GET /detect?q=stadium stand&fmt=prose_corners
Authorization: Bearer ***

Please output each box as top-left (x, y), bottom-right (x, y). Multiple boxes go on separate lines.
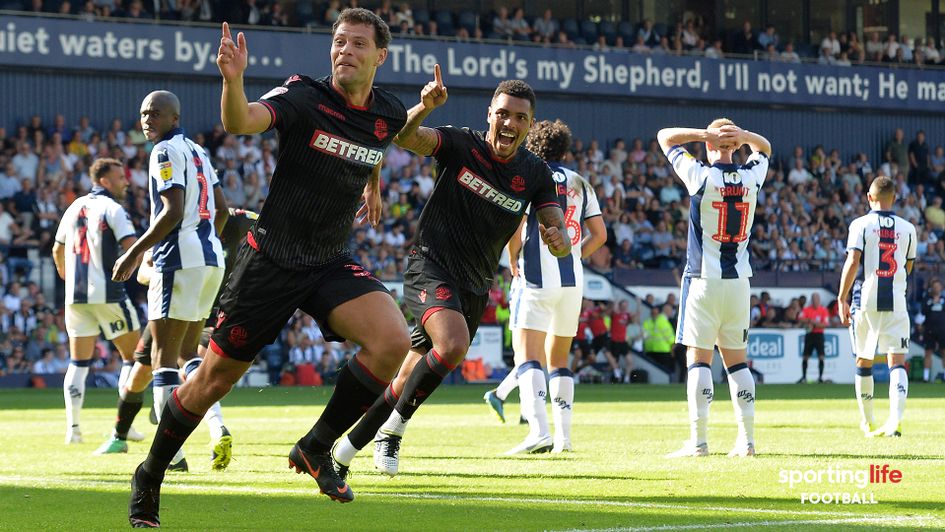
top-left (2, 2), bottom-right (945, 385)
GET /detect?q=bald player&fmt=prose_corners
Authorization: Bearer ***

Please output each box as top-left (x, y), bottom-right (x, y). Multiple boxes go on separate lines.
top-left (113, 90), bottom-right (229, 471)
top-left (838, 175), bottom-right (917, 438)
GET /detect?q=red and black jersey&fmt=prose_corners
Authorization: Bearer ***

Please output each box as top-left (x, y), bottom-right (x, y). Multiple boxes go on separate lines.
top-left (254, 75), bottom-right (406, 269)
top-left (416, 127), bottom-right (558, 294)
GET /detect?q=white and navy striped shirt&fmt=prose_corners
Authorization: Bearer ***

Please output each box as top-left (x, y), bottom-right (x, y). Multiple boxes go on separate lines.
top-left (149, 128), bottom-right (224, 272)
top-left (665, 145), bottom-right (768, 279)
top-left (55, 187), bottom-right (136, 304)
top-left (847, 211), bottom-right (916, 312)
top-left (516, 163), bottom-right (601, 289)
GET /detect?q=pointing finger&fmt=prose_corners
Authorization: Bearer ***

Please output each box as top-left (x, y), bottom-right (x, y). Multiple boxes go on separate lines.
top-left (434, 63), bottom-right (443, 89)
top-left (222, 21), bottom-right (231, 40)
top-left (237, 31), bottom-right (247, 53)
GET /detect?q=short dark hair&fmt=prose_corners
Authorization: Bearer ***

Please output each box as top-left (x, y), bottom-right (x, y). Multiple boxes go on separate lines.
top-left (526, 119), bottom-right (571, 162)
top-left (90, 158), bottom-right (123, 184)
top-left (870, 175), bottom-right (895, 198)
top-left (493, 79), bottom-right (536, 111)
top-left (333, 8), bottom-right (392, 49)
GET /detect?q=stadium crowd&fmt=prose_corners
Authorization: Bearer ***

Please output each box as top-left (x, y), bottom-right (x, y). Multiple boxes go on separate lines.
top-left (12, 0), bottom-right (945, 66)
top-left (0, 109), bottom-right (943, 383)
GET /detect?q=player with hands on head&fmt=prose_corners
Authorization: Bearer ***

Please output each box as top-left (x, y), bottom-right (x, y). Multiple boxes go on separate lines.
top-left (657, 119), bottom-right (771, 458)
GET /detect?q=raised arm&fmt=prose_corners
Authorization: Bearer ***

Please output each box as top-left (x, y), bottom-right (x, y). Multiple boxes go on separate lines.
top-left (657, 128), bottom-right (712, 152)
top-left (393, 64), bottom-right (448, 156)
top-left (657, 125), bottom-right (770, 156)
top-left (536, 205), bottom-right (572, 258)
top-left (217, 22), bottom-right (272, 134)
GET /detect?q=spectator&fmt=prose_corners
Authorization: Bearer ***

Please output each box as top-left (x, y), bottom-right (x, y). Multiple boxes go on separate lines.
top-left (780, 42), bottom-right (801, 63)
top-left (732, 20), bottom-right (757, 54)
top-left (909, 130), bottom-right (931, 185)
top-left (926, 196), bottom-right (945, 233)
top-left (492, 6), bottom-right (514, 39)
top-left (885, 128), bottom-right (909, 172)
top-left (637, 19), bottom-right (659, 47)
top-left (509, 8), bottom-right (531, 41)
top-left (704, 39), bottom-right (724, 59)
top-left (532, 8), bottom-right (557, 43)
top-left (642, 304), bottom-right (674, 366)
top-left (12, 142), bottom-right (39, 184)
top-left (758, 24), bottom-right (779, 50)
top-left (865, 31), bottom-right (884, 61)
top-left (820, 31), bottom-right (841, 58)
top-left (883, 33), bottom-right (900, 62)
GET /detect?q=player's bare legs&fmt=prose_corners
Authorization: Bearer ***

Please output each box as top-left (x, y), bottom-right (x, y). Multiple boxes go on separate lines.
top-left (63, 336), bottom-right (98, 443)
top-left (861, 353), bottom-right (907, 437)
top-left (547, 335), bottom-right (575, 452)
top-left (113, 329), bottom-right (141, 395)
top-left (507, 328), bottom-right (552, 454)
top-left (150, 317), bottom-right (199, 470)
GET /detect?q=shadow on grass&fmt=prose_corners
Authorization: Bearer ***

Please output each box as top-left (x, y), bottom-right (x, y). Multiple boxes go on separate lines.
top-left (0, 484), bottom-right (940, 531)
top-left (3, 383), bottom-right (943, 411)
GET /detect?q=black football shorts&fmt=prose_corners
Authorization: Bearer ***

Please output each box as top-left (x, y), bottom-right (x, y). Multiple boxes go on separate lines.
top-left (402, 250), bottom-right (488, 353)
top-left (210, 243), bottom-right (389, 362)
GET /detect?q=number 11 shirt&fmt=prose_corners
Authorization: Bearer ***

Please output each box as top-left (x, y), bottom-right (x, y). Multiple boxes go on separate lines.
top-left (664, 145), bottom-right (768, 279)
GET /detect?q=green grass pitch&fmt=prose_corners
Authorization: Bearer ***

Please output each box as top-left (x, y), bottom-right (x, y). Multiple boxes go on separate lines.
top-left (0, 383), bottom-right (942, 530)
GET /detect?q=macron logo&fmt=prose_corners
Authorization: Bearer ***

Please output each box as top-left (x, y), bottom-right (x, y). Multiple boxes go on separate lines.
top-left (457, 167), bottom-right (524, 214)
top-left (309, 130), bottom-right (384, 167)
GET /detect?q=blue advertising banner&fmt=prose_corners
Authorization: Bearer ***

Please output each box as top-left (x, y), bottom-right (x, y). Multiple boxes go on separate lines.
top-left (3, 15), bottom-right (945, 112)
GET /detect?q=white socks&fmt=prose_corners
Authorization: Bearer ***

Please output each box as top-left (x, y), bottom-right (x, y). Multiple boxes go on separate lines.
top-left (726, 363), bottom-right (755, 446)
top-left (686, 363), bottom-right (713, 446)
top-left (118, 360), bottom-right (133, 391)
top-left (204, 403), bottom-right (226, 440)
top-left (495, 366), bottom-right (519, 402)
top-left (333, 435), bottom-right (359, 466)
top-left (517, 361), bottom-right (549, 441)
top-left (888, 365), bottom-right (908, 426)
top-left (549, 368), bottom-right (574, 448)
top-left (182, 357), bottom-right (227, 440)
top-left (855, 366), bottom-right (875, 427)
top-left (152, 368), bottom-right (180, 423)
top-left (64, 360), bottom-right (91, 430)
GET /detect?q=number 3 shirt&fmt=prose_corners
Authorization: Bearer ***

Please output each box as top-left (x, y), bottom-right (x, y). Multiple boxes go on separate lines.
top-left (148, 127), bottom-right (224, 272)
top-left (847, 211), bottom-right (916, 313)
top-left (663, 144), bottom-right (768, 279)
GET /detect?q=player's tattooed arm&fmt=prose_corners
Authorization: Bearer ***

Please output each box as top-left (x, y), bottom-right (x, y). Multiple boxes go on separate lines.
top-left (394, 64), bottom-right (448, 156)
top-left (536, 206), bottom-right (572, 258)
